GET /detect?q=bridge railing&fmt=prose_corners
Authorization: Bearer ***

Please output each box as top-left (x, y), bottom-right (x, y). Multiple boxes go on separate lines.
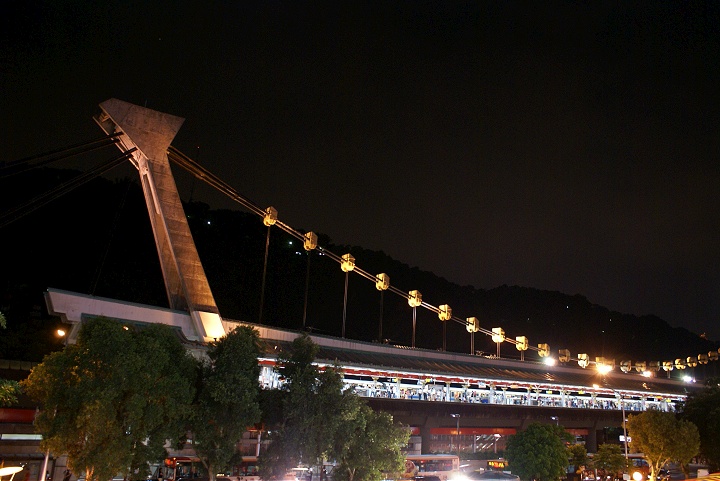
top-left (258, 365), bottom-right (678, 413)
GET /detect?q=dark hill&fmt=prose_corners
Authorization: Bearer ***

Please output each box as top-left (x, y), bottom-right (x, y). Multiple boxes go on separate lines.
top-left (1, 167), bottom-right (717, 370)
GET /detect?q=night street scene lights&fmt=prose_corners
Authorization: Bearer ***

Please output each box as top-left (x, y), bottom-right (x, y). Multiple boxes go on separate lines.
top-left (451, 413), bottom-right (460, 454)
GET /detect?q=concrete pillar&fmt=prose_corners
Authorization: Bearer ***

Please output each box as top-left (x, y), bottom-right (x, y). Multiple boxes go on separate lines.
top-left (421, 424), bottom-right (434, 454)
top-left (586, 422), bottom-right (598, 452)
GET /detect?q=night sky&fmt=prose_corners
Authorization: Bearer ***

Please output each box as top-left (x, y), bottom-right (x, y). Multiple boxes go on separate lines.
top-left (2, 2), bottom-right (719, 340)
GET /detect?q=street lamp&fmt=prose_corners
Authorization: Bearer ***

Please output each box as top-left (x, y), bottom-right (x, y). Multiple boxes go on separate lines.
top-left (618, 392), bottom-right (629, 462)
top-left (451, 413), bottom-right (460, 454)
top-left (408, 290), bottom-right (422, 348)
top-left (551, 416), bottom-right (559, 426)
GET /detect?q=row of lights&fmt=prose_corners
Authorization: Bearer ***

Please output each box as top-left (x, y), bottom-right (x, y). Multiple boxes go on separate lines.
top-left (269, 201), bottom-right (575, 360)
top-left (261, 206), bottom-right (712, 376)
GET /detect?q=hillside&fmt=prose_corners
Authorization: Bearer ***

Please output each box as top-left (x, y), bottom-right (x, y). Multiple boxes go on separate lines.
top-left (1, 167), bottom-right (717, 368)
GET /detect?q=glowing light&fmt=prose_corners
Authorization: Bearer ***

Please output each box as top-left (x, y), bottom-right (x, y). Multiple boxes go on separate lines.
top-left (515, 336), bottom-right (528, 351)
top-left (0, 467), bottom-right (23, 476)
top-left (641, 371), bottom-right (652, 378)
top-left (438, 304), bottom-right (452, 321)
top-left (303, 232), bottom-right (318, 251)
top-left (544, 357), bottom-right (557, 366)
top-left (492, 327), bottom-right (505, 343)
top-left (263, 206), bottom-right (278, 226)
top-left (466, 317), bottom-right (479, 333)
top-left (597, 363), bottom-right (612, 375)
top-left (632, 471), bottom-right (643, 481)
top-left (577, 353), bottom-right (589, 368)
top-left (408, 290), bottom-right (422, 307)
top-left (375, 273), bottom-right (390, 290)
top-left (340, 253), bottom-right (355, 272)
top-left (56, 329), bottom-right (66, 337)
top-left (449, 474), bottom-right (469, 481)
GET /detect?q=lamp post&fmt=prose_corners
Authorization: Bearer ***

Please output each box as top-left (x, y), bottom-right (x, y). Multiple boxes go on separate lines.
top-left (451, 413), bottom-right (460, 454)
top-left (619, 392), bottom-right (629, 462)
top-left (493, 433), bottom-right (501, 454)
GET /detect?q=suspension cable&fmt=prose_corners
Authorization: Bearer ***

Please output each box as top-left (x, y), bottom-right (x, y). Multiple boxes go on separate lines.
top-left (0, 148), bottom-right (136, 229)
top-left (167, 146), bottom-right (530, 351)
top-left (1, 134), bottom-right (122, 179)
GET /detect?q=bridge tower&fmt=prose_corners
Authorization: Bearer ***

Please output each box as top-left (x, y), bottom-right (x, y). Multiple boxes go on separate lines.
top-left (94, 98), bottom-right (225, 342)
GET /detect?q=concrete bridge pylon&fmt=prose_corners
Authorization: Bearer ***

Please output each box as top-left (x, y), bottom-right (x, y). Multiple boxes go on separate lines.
top-left (93, 98), bottom-right (225, 342)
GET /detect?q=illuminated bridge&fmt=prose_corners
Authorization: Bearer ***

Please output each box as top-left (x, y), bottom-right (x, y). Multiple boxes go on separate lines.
top-left (1, 99), bottom-right (707, 471)
top-left (45, 287), bottom-right (699, 454)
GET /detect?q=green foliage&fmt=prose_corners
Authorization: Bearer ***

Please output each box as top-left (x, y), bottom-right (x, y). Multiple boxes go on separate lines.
top-left (680, 386), bottom-right (720, 471)
top-left (190, 325), bottom-right (262, 481)
top-left (505, 423), bottom-right (572, 481)
top-left (591, 444), bottom-right (626, 475)
top-left (332, 402), bottom-right (409, 481)
top-left (568, 444), bottom-right (589, 474)
top-left (627, 410), bottom-right (700, 480)
top-left (21, 317), bottom-right (196, 481)
top-left (261, 334), bottom-right (359, 480)
top-left (0, 379), bottom-right (21, 407)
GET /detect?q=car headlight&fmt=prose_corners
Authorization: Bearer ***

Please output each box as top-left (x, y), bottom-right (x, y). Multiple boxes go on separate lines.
top-left (449, 474), bottom-right (469, 481)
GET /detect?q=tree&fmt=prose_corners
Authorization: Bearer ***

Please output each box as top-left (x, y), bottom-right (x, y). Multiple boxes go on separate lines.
top-left (190, 325), bottom-right (262, 481)
top-left (0, 311), bottom-right (22, 408)
top-left (332, 401), bottom-right (409, 481)
top-left (261, 334), bottom-right (355, 480)
top-left (626, 410), bottom-right (700, 480)
top-left (22, 317), bottom-right (196, 481)
top-left (568, 444), bottom-right (589, 475)
top-left (680, 385), bottom-right (720, 471)
top-left (505, 423), bottom-right (572, 481)
top-left (591, 444), bottom-right (626, 478)
top-left (0, 379), bottom-right (20, 407)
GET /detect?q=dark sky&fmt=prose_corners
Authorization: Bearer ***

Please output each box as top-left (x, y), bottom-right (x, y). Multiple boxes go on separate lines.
top-left (2, 2), bottom-right (720, 340)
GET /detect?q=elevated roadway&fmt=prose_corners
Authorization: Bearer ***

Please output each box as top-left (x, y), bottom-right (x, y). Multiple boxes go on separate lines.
top-left (45, 288), bottom-right (701, 452)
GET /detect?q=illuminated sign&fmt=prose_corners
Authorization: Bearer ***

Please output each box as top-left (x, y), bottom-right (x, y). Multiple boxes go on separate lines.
top-left (487, 461), bottom-right (507, 470)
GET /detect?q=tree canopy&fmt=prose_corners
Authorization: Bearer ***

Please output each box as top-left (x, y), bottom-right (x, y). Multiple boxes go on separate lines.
top-left (261, 334), bottom-right (373, 480)
top-left (591, 444), bottom-right (626, 476)
top-left (680, 385), bottom-right (720, 471)
top-left (505, 423), bottom-right (572, 481)
top-left (568, 444), bottom-right (589, 475)
top-left (332, 401), bottom-right (409, 481)
top-left (0, 379), bottom-right (20, 407)
top-left (627, 410), bottom-right (700, 480)
top-left (262, 334), bottom-right (352, 478)
top-left (22, 317), bottom-right (196, 481)
top-left (190, 325), bottom-right (262, 481)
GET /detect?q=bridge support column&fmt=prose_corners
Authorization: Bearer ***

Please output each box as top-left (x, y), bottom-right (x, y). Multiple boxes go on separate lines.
top-left (586, 421), bottom-right (598, 452)
top-left (421, 424), bottom-right (434, 454)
